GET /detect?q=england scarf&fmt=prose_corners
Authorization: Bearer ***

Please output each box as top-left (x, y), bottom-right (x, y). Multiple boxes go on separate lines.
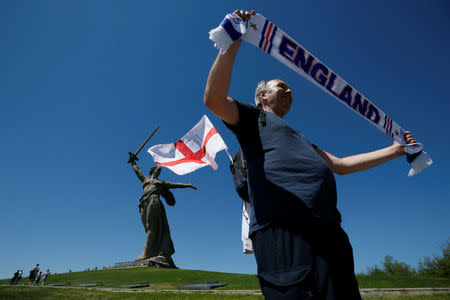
top-left (209, 13), bottom-right (433, 176)
top-left (148, 115), bottom-right (229, 175)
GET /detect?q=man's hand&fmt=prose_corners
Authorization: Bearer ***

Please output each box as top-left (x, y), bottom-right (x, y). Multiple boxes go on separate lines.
top-left (203, 9), bottom-right (255, 126)
top-left (392, 131), bottom-right (418, 155)
top-left (233, 9), bottom-right (256, 21)
top-left (404, 131), bottom-right (417, 144)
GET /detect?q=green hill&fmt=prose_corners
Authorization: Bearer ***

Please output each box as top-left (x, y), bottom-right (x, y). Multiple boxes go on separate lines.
top-left (1, 268), bottom-right (450, 300)
top-left (1, 267), bottom-right (449, 290)
top-left (1, 267), bottom-right (260, 290)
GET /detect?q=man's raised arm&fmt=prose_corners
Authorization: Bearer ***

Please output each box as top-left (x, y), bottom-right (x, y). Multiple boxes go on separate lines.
top-left (204, 10), bottom-right (255, 126)
top-left (314, 131), bottom-right (418, 175)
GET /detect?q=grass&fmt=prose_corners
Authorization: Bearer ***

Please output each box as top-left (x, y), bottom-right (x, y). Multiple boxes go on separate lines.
top-left (1, 267), bottom-right (449, 290)
top-left (357, 274), bottom-right (450, 288)
top-left (0, 287), bottom-right (449, 300)
top-left (0, 287), bottom-right (263, 300)
top-left (370, 295), bottom-right (450, 300)
top-left (1, 267), bottom-right (449, 299)
top-left (0, 267), bottom-right (261, 290)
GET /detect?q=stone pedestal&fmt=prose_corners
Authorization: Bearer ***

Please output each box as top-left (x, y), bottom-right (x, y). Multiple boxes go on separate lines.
top-left (114, 257), bottom-right (177, 269)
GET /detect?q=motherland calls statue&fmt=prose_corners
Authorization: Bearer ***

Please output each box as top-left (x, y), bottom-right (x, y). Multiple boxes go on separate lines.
top-left (128, 154), bottom-right (196, 268)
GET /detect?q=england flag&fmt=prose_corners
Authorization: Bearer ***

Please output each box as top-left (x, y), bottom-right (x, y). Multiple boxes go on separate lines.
top-left (148, 115), bottom-right (229, 175)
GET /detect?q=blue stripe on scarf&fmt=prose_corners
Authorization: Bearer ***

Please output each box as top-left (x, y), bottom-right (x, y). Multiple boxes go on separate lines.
top-left (267, 26), bottom-right (278, 54)
top-left (259, 20), bottom-right (269, 48)
top-left (221, 18), bottom-right (242, 42)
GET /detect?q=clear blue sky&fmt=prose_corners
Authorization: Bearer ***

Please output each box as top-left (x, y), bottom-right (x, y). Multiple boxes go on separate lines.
top-left (1, 0), bottom-right (449, 279)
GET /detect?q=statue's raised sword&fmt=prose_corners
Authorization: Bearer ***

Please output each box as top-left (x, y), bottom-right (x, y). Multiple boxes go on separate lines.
top-left (128, 126), bottom-right (159, 163)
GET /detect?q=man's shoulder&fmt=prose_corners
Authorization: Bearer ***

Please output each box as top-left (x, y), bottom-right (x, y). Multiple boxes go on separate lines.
top-left (223, 99), bottom-right (260, 134)
top-left (231, 98), bottom-right (259, 111)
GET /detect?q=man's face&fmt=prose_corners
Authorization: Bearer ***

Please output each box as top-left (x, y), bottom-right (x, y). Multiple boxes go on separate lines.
top-left (261, 79), bottom-right (293, 118)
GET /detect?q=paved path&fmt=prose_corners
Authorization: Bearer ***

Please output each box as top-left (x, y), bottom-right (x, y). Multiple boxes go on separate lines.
top-left (74, 286), bottom-right (450, 298)
top-left (3, 285), bottom-right (449, 298)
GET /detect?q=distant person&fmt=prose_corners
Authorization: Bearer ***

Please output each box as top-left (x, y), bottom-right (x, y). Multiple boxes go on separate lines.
top-left (10, 270), bottom-right (19, 285)
top-left (28, 264), bottom-right (39, 285)
top-left (41, 270), bottom-right (50, 286)
top-left (35, 271), bottom-right (43, 284)
top-left (15, 270), bottom-right (23, 285)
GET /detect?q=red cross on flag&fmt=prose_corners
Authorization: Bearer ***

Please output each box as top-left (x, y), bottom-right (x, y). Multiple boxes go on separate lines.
top-left (147, 115), bottom-right (229, 175)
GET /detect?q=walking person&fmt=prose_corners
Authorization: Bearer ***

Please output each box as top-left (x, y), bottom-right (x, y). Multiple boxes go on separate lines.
top-left (15, 270), bottom-right (23, 285)
top-left (41, 270), bottom-right (50, 286)
top-left (28, 264), bottom-right (39, 285)
top-left (9, 270), bottom-right (19, 285)
top-left (35, 271), bottom-right (43, 284)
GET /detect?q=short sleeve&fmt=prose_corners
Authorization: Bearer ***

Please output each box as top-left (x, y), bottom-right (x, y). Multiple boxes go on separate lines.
top-left (223, 99), bottom-right (260, 139)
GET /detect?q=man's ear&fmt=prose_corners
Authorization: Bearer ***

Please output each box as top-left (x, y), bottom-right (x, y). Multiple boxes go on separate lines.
top-left (259, 91), bottom-right (267, 106)
top-left (259, 90), bottom-right (266, 100)
top-left (259, 91), bottom-right (267, 107)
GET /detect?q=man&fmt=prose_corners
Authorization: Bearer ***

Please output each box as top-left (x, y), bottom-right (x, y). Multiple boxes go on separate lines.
top-left (204, 9), bottom-right (417, 299)
top-left (41, 269), bottom-right (50, 286)
top-left (15, 270), bottom-right (23, 285)
top-left (9, 270), bottom-right (19, 285)
top-left (28, 264), bottom-right (39, 286)
top-left (35, 271), bottom-right (43, 284)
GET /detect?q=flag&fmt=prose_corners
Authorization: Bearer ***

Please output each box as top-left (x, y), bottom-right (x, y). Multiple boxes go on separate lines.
top-left (148, 115), bottom-right (228, 175)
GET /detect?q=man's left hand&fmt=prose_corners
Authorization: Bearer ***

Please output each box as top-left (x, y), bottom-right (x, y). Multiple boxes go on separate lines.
top-left (393, 131), bottom-right (418, 154)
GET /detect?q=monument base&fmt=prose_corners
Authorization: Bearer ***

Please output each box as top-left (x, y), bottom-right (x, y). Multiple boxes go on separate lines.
top-left (114, 257), bottom-right (177, 269)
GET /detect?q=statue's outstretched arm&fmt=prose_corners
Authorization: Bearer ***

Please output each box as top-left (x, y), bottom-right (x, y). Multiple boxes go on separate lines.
top-left (165, 182), bottom-right (197, 190)
top-left (131, 162), bottom-right (146, 183)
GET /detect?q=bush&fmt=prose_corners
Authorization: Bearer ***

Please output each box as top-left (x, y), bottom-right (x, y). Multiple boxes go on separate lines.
top-left (383, 255), bottom-right (416, 276)
top-left (366, 239), bottom-right (450, 278)
top-left (418, 239), bottom-right (450, 277)
top-left (367, 265), bottom-right (385, 276)
top-left (367, 255), bottom-right (415, 276)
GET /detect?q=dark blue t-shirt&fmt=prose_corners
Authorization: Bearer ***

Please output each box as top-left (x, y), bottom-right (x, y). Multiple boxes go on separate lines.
top-left (225, 101), bottom-right (341, 235)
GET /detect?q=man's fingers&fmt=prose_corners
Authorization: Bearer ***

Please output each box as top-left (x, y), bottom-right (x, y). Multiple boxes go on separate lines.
top-left (403, 131), bottom-right (418, 144)
top-left (233, 9), bottom-right (256, 21)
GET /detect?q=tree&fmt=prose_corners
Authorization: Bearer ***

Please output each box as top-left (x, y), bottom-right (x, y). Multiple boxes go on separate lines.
top-left (367, 255), bottom-right (415, 276)
top-left (418, 239), bottom-right (450, 277)
top-left (383, 255), bottom-right (415, 275)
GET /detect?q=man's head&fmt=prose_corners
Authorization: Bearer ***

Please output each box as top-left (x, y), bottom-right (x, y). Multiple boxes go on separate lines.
top-left (254, 79), bottom-right (293, 118)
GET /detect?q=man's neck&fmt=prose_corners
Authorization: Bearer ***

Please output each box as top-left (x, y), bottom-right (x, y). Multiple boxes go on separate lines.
top-left (262, 107), bottom-right (285, 118)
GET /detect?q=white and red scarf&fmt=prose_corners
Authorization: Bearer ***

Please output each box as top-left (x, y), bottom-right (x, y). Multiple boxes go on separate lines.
top-left (209, 13), bottom-right (432, 176)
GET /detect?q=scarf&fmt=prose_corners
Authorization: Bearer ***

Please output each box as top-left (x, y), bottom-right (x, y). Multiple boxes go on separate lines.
top-left (209, 13), bottom-right (432, 176)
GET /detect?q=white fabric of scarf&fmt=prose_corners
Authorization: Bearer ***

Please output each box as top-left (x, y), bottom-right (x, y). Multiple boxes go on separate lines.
top-left (209, 13), bottom-right (432, 176)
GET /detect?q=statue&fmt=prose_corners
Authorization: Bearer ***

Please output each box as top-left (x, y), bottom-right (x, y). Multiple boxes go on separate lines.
top-left (128, 153), bottom-right (196, 268)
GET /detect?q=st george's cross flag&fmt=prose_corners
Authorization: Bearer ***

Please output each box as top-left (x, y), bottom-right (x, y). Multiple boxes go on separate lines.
top-left (147, 115), bottom-right (229, 175)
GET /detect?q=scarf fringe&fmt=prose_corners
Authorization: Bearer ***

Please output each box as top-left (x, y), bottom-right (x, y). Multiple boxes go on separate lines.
top-left (408, 151), bottom-right (433, 176)
top-left (208, 27), bottom-right (233, 54)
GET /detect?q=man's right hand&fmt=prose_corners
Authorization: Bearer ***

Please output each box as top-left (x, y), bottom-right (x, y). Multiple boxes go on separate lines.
top-left (204, 10), bottom-right (255, 126)
top-left (233, 9), bottom-right (255, 22)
